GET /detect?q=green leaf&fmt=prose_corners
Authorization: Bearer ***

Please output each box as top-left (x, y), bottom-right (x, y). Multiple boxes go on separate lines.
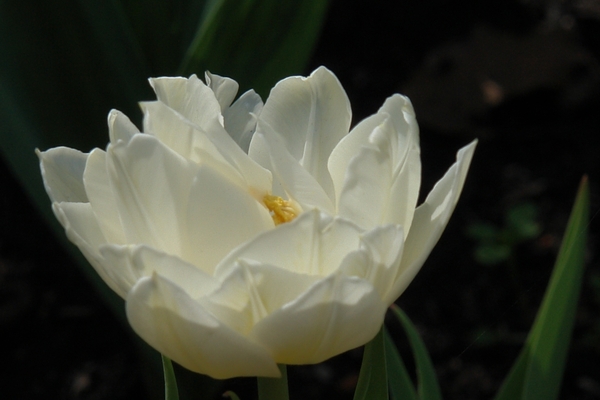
top-left (180, 0), bottom-right (330, 97)
top-left (354, 326), bottom-right (389, 400)
top-left (390, 305), bottom-right (443, 400)
top-left (162, 355), bottom-right (180, 400)
top-left (494, 176), bottom-right (590, 400)
top-left (384, 328), bottom-right (418, 400)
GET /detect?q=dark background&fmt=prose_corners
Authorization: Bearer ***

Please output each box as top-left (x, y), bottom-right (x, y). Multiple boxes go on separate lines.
top-left (1, 0), bottom-right (599, 398)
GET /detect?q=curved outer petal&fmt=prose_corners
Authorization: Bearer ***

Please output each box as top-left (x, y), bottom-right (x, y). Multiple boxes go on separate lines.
top-left (50, 201), bottom-right (131, 297)
top-left (255, 66), bottom-right (351, 201)
top-left (105, 134), bottom-right (197, 253)
top-left (379, 95), bottom-right (421, 231)
top-left (331, 94), bottom-right (421, 231)
top-left (83, 148), bottom-right (126, 245)
top-left (328, 112), bottom-right (386, 202)
top-left (37, 147), bottom-right (89, 203)
top-left (99, 244), bottom-right (221, 304)
top-left (336, 119), bottom-right (397, 229)
top-left (249, 272), bottom-right (386, 365)
top-left (126, 273), bottom-right (280, 379)
top-left (383, 140), bottom-right (477, 304)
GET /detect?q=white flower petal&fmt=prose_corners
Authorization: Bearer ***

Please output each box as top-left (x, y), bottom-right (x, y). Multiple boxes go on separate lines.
top-left (37, 147), bottom-right (88, 203)
top-left (223, 89), bottom-right (263, 152)
top-left (378, 94), bottom-right (419, 150)
top-left (258, 66), bottom-right (351, 200)
top-left (106, 134), bottom-right (198, 254)
top-left (99, 244), bottom-right (220, 299)
top-left (204, 260), bottom-right (320, 336)
top-left (126, 274), bottom-right (280, 379)
top-left (253, 129), bottom-right (335, 213)
top-left (249, 273), bottom-right (386, 365)
top-left (83, 148), bottom-right (126, 244)
top-left (328, 112), bottom-right (386, 203)
top-left (387, 140), bottom-right (477, 303)
top-left (216, 210), bottom-right (360, 277)
top-left (141, 100), bottom-right (248, 187)
top-left (336, 224), bottom-right (404, 301)
top-left (52, 201), bottom-right (107, 251)
top-left (52, 202), bottom-right (127, 297)
top-left (329, 94), bottom-right (421, 228)
top-left (149, 75), bottom-right (223, 129)
top-left (108, 109), bottom-right (139, 145)
top-left (142, 97), bottom-right (271, 193)
top-left (205, 71), bottom-right (239, 111)
top-left (386, 143), bottom-right (421, 232)
top-left (337, 120), bottom-right (395, 229)
top-left (379, 95), bottom-right (421, 232)
top-left (184, 163), bottom-right (274, 274)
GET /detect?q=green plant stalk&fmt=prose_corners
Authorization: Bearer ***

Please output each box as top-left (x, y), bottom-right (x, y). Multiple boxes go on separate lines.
top-left (162, 355), bottom-right (180, 400)
top-left (257, 364), bottom-right (289, 400)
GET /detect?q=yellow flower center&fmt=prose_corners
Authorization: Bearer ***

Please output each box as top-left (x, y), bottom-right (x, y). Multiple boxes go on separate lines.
top-left (263, 194), bottom-right (297, 225)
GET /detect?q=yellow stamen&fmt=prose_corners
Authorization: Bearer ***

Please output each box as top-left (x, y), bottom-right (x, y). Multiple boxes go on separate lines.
top-left (263, 194), bottom-right (297, 225)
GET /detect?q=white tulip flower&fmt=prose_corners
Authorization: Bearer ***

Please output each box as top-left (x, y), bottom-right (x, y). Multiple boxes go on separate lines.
top-left (38, 67), bottom-right (475, 379)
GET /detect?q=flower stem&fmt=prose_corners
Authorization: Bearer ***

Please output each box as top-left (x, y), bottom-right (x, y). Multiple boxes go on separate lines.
top-left (257, 364), bottom-right (289, 400)
top-left (161, 354), bottom-right (179, 400)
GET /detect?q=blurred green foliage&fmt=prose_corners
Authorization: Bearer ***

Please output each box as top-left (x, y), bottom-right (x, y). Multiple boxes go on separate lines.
top-left (467, 202), bottom-right (541, 265)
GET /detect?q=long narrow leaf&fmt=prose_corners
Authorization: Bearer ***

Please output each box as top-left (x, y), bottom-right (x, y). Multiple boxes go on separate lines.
top-left (180, 0), bottom-right (330, 97)
top-left (384, 328), bottom-right (419, 400)
top-left (495, 176), bottom-right (589, 400)
top-left (354, 326), bottom-right (389, 400)
top-left (390, 305), bottom-right (442, 400)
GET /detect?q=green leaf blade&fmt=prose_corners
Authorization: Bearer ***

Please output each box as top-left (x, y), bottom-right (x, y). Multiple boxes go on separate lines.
top-left (523, 177), bottom-right (589, 400)
top-left (384, 328), bottom-right (418, 400)
top-left (390, 305), bottom-right (442, 400)
top-left (354, 326), bottom-right (389, 400)
top-left (495, 176), bottom-right (590, 400)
